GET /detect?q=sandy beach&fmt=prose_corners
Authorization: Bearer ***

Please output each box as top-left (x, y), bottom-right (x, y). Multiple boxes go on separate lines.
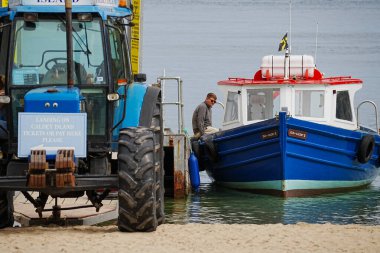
top-left (1, 224), bottom-right (379, 253)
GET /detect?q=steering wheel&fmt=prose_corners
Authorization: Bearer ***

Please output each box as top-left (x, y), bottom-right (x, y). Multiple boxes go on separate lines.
top-left (45, 57), bottom-right (67, 70)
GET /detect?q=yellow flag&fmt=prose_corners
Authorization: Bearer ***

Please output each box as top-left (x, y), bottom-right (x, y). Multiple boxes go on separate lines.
top-left (278, 33), bottom-right (288, 52)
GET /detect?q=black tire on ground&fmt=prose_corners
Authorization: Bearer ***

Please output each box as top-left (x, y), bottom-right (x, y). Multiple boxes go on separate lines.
top-left (357, 135), bottom-right (375, 164)
top-left (0, 191), bottom-right (14, 229)
top-left (118, 127), bottom-right (157, 232)
top-left (139, 87), bottom-right (165, 225)
top-left (150, 94), bottom-right (165, 225)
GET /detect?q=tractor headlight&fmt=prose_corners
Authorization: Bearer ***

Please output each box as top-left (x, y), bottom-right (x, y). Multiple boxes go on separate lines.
top-left (107, 93), bottom-right (120, 101)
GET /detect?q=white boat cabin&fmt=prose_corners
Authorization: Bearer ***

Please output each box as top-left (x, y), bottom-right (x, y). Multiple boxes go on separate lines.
top-left (218, 55), bottom-right (363, 131)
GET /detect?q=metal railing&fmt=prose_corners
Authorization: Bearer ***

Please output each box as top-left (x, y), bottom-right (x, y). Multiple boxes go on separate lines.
top-left (156, 75), bottom-right (184, 134)
top-left (356, 100), bottom-right (379, 133)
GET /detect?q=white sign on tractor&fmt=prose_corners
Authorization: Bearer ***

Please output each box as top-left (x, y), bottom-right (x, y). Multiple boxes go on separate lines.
top-left (18, 113), bottom-right (87, 157)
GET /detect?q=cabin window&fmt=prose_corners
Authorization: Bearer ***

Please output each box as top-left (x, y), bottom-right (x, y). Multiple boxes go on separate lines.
top-left (247, 88), bottom-right (280, 121)
top-left (224, 91), bottom-right (239, 122)
top-left (295, 90), bottom-right (324, 118)
top-left (107, 24), bottom-right (126, 87)
top-left (336, 90), bottom-right (353, 121)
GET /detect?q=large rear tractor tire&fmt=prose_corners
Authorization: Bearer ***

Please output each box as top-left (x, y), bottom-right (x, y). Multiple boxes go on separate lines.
top-left (117, 127), bottom-right (157, 232)
top-left (139, 87), bottom-right (165, 225)
top-left (0, 191), bottom-right (14, 228)
top-left (150, 95), bottom-right (165, 225)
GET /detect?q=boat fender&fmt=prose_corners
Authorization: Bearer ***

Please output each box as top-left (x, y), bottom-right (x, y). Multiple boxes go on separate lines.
top-left (188, 152), bottom-right (201, 191)
top-left (191, 138), bottom-right (205, 171)
top-left (357, 135), bottom-right (375, 164)
top-left (203, 135), bottom-right (218, 163)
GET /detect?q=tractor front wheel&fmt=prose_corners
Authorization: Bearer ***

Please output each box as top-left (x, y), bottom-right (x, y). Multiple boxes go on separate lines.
top-left (117, 127), bottom-right (157, 232)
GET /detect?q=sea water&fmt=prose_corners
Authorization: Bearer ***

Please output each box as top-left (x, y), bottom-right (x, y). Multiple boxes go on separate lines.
top-left (164, 175), bottom-right (380, 224)
top-left (142, 0), bottom-right (380, 224)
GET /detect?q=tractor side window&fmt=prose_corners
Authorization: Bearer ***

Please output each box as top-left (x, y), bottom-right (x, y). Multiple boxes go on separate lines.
top-left (81, 88), bottom-right (107, 135)
top-left (107, 26), bottom-right (125, 88)
top-left (0, 20), bottom-right (10, 86)
top-left (0, 20), bottom-right (10, 125)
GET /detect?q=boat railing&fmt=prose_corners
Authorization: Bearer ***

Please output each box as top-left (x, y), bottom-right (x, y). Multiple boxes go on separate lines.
top-left (356, 100), bottom-right (379, 133)
top-left (155, 75), bottom-right (184, 134)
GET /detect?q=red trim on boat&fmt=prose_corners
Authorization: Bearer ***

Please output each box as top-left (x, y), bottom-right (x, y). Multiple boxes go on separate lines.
top-left (219, 68), bottom-right (362, 86)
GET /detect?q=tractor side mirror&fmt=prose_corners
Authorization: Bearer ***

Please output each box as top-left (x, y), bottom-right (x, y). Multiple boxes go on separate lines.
top-left (24, 21), bottom-right (36, 31)
top-left (134, 73), bottom-right (146, 83)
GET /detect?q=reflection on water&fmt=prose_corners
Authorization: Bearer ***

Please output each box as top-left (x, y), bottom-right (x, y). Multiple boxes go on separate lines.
top-left (165, 175), bottom-right (380, 225)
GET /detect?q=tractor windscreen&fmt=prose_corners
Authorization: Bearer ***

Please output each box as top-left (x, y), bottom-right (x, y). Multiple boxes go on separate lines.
top-left (11, 17), bottom-right (105, 86)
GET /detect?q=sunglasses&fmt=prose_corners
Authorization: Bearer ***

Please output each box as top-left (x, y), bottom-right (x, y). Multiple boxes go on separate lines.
top-left (210, 99), bottom-right (216, 104)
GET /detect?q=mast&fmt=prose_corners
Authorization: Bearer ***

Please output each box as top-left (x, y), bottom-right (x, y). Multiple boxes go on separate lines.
top-left (315, 21), bottom-right (319, 67)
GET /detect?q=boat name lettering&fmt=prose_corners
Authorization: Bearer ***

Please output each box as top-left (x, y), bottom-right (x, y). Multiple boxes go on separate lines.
top-left (288, 129), bottom-right (307, 140)
top-left (261, 129), bottom-right (279, 140)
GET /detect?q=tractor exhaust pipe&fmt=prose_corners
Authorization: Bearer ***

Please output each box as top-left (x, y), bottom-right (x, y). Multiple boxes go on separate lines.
top-left (65, 0), bottom-right (74, 88)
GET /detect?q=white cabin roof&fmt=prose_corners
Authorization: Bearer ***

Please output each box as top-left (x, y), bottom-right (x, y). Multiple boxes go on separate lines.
top-left (219, 55), bottom-right (363, 131)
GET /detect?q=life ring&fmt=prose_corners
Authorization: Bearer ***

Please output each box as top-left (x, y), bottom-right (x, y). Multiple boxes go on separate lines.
top-left (357, 135), bottom-right (375, 164)
top-left (203, 135), bottom-right (218, 163)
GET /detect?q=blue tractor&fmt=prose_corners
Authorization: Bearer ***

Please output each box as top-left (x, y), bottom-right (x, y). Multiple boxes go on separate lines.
top-left (0, 0), bottom-right (164, 232)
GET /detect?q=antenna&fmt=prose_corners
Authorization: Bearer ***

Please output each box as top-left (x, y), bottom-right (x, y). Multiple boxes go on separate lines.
top-left (284, 0), bottom-right (292, 80)
top-left (315, 21), bottom-right (319, 67)
top-left (289, 0), bottom-right (292, 54)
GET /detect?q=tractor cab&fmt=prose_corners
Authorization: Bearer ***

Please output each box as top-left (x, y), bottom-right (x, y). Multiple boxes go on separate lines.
top-left (0, 0), bottom-right (133, 154)
top-left (0, 0), bottom-right (165, 232)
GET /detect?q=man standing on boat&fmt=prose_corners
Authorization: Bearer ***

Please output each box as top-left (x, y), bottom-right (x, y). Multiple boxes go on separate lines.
top-left (192, 93), bottom-right (219, 139)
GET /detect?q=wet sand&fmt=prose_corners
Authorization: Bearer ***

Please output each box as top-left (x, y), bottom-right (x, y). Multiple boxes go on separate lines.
top-left (1, 223), bottom-right (380, 253)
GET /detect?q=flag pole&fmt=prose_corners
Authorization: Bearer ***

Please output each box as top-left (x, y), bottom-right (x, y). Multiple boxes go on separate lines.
top-left (285, 48), bottom-right (289, 80)
top-left (289, 0), bottom-right (292, 54)
top-left (285, 0), bottom-right (292, 80)
top-left (315, 21), bottom-right (319, 67)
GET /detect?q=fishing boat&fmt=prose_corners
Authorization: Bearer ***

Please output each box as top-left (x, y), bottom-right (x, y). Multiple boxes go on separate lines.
top-left (194, 54), bottom-right (380, 197)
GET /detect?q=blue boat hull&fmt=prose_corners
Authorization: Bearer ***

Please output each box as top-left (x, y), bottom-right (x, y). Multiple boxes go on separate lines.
top-left (198, 113), bottom-right (380, 197)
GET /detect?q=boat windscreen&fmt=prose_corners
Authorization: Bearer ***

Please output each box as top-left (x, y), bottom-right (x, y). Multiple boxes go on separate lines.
top-left (295, 90), bottom-right (324, 118)
top-left (247, 88), bottom-right (280, 121)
